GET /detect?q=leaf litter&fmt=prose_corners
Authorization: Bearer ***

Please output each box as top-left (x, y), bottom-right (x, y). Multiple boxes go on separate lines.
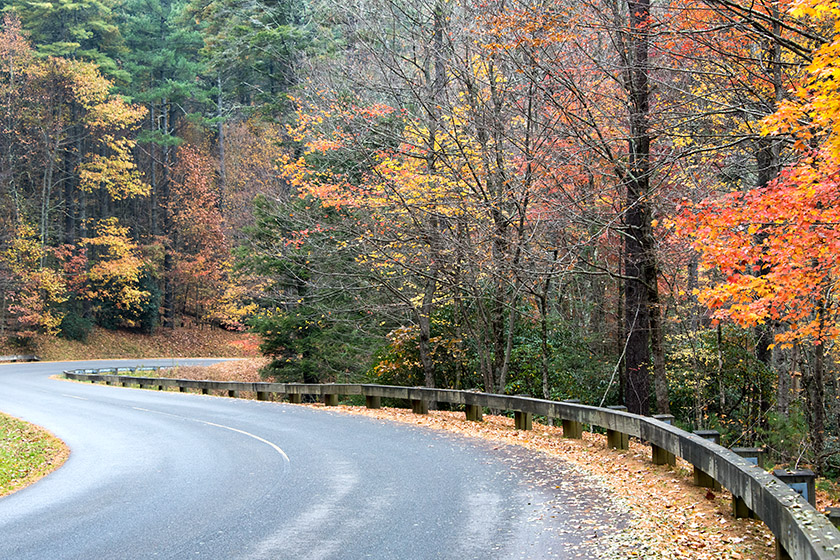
top-left (303, 404), bottom-right (775, 560)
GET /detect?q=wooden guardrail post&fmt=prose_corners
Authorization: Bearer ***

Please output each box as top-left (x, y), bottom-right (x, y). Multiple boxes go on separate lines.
top-left (288, 394), bottom-right (302, 403)
top-left (562, 418), bottom-right (582, 439)
top-left (561, 399), bottom-right (583, 439)
top-left (651, 415), bottom-right (676, 466)
top-left (513, 396), bottom-right (532, 430)
top-left (465, 404), bottom-right (483, 422)
top-left (773, 469), bottom-right (816, 507)
top-left (411, 399), bottom-right (429, 415)
top-left (731, 447), bottom-right (765, 519)
top-left (773, 468), bottom-right (816, 560)
top-left (514, 411), bottom-right (532, 431)
top-left (606, 405), bottom-right (629, 450)
top-left (692, 430), bottom-right (722, 490)
top-left (827, 508), bottom-right (840, 530)
top-left (365, 395), bottom-right (381, 409)
top-left (323, 393), bottom-right (339, 406)
top-left (228, 390), bottom-right (239, 398)
top-left (731, 447), bottom-right (765, 468)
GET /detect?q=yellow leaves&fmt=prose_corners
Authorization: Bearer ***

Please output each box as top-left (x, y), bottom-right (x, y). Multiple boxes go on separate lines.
top-left (79, 137), bottom-right (149, 200)
top-left (86, 98), bottom-right (146, 131)
top-left (79, 218), bottom-right (147, 310)
top-left (2, 222), bottom-right (43, 273)
top-left (789, 0), bottom-right (840, 21)
top-left (0, 222), bottom-right (68, 334)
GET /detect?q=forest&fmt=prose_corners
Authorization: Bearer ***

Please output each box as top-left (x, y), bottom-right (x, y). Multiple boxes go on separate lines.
top-left (0, 0), bottom-right (837, 473)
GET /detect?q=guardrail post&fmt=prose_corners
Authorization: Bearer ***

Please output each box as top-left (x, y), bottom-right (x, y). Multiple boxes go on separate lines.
top-left (201, 388), bottom-right (209, 395)
top-left (465, 404), bottom-right (483, 422)
top-left (179, 386), bottom-right (186, 393)
top-left (651, 415), bottom-right (676, 466)
top-left (562, 419), bottom-right (583, 439)
top-left (771, 472), bottom-right (813, 560)
top-left (606, 405), bottom-right (629, 450)
top-left (693, 430), bottom-right (722, 490)
top-left (411, 399), bottom-right (429, 415)
top-left (731, 447), bottom-right (765, 468)
top-left (773, 469), bottom-right (816, 507)
top-left (323, 393), bottom-right (339, 406)
top-left (256, 391), bottom-right (268, 401)
top-left (731, 447), bottom-right (765, 519)
top-left (288, 394), bottom-right (302, 403)
top-left (775, 540), bottom-right (793, 560)
top-left (365, 395), bottom-right (381, 409)
top-left (826, 508), bottom-right (840, 529)
top-left (514, 411), bottom-right (532, 431)
top-left (561, 400), bottom-right (583, 439)
top-left (228, 390), bottom-right (239, 398)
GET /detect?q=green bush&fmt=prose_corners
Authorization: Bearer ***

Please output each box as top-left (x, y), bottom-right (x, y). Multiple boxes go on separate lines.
top-left (58, 310), bottom-right (94, 342)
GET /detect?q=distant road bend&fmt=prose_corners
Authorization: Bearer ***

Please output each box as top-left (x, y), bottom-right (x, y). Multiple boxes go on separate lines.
top-left (0, 360), bottom-right (624, 559)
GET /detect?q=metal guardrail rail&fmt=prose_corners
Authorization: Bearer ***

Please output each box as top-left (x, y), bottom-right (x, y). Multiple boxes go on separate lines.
top-left (64, 366), bottom-right (840, 560)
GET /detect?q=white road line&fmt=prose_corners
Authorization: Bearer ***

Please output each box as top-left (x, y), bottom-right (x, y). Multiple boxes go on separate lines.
top-left (62, 394), bottom-right (88, 400)
top-left (199, 420), bottom-right (290, 461)
top-left (132, 406), bottom-right (290, 463)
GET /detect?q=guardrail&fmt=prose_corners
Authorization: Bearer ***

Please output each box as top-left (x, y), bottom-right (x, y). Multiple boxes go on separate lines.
top-left (0, 354), bottom-right (39, 362)
top-left (64, 366), bottom-right (840, 560)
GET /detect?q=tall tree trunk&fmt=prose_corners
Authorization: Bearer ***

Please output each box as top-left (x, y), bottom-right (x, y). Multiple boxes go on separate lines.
top-left (217, 76), bottom-right (226, 210)
top-left (623, 0), bottom-right (653, 415)
top-left (162, 100), bottom-right (175, 329)
top-left (804, 292), bottom-right (827, 473)
top-left (650, 284), bottom-right (669, 414)
top-left (414, 0), bottom-right (446, 392)
top-left (417, 273), bottom-right (437, 390)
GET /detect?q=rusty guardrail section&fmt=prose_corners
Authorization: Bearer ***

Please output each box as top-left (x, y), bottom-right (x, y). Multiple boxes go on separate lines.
top-left (64, 367), bottom-right (840, 560)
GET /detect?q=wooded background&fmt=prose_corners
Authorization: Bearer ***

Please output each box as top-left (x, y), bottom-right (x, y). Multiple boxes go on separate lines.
top-left (0, 0), bottom-right (838, 473)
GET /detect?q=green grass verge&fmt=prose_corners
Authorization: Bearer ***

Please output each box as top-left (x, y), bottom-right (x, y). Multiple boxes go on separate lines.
top-left (0, 413), bottom-right (68, 497)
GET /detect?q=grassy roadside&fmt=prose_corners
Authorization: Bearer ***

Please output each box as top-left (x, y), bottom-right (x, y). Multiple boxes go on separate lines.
top-left (0, 413), bottom-right (68, 497)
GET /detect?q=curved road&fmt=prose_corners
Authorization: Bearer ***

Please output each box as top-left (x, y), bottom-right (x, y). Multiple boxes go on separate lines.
top-left (0, 360), bottom-right (625, 559)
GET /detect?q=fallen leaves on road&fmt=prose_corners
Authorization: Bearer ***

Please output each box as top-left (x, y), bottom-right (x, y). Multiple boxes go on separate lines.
top-left (304, 404), bottom-right (775, 560)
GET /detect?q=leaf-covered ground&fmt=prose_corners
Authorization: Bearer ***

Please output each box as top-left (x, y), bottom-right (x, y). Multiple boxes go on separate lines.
top-left (305, 404), bottom-right (774, 560)
top-left (0, 413), bottom-right (68, 497)
top-left (0, 327), bottom-right (261, 362)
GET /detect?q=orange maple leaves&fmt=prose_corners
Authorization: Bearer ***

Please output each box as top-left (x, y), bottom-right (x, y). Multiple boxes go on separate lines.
top-left (676, 1), bottom-right (840, 347)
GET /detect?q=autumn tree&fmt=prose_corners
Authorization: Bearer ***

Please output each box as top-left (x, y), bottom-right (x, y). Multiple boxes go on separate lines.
top-left (676, 0), bottom-right (838, 469)
top-left (168, 143), bottom-right (233, 325)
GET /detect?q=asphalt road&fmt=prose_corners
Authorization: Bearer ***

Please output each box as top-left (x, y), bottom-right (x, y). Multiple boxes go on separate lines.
top-left (0, 360), bottom-right (625, 559)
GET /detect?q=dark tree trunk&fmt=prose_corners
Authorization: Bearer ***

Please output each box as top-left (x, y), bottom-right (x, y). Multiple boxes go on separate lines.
top-left (623, 0), bottom-right (654, 416)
